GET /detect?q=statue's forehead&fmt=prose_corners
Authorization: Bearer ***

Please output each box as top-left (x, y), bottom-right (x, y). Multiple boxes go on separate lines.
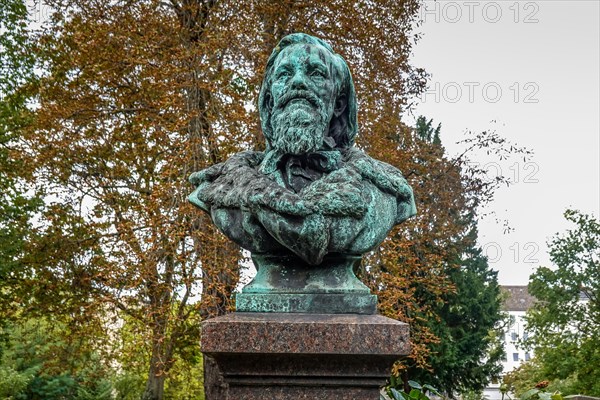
top-left (274, 43), bottom-right (332, 68)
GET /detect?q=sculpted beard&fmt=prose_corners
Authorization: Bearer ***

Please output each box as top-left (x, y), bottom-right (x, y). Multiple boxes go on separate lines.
top-left (271, 90), bottom-right (330, 155)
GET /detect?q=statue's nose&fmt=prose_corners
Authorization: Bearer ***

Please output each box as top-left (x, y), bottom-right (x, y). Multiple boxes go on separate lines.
top-left (290, 70), bottom-right (308, 90)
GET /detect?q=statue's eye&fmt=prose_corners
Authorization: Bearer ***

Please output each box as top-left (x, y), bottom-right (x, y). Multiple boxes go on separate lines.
top-left (276, 71), bottom-right (291, 80)
top-left (310, 70), bottom-right (326, 79)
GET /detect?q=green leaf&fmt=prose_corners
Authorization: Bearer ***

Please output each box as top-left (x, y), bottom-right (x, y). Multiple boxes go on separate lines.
top-left (538, 392), bottom-right (552, 400)
top-left (408, 380), bottom-right (423, 390)
top-left (423, 384), bottom-right (441, 396)
top-left (390, 387), bottom-right (405, 400)
top-left (521, 388), bottom-right (540, 400)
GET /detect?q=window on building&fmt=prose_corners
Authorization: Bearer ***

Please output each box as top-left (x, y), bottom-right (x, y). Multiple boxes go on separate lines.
top-left (513, 353), bottom-right (519, 362)
top-left (523, 331), bottom-right (529, 340)
top-left (525, 352), bottom-right (531, 361)
top-left (511, 331), bottom-right (518, 341)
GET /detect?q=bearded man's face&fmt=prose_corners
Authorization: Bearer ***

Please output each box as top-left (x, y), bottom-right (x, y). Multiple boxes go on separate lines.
top-left (269, 44), bottom-right (336, 155)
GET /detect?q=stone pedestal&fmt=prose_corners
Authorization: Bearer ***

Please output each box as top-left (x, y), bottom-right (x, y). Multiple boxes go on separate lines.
top-left (201, 312), bottom-right (410, 400)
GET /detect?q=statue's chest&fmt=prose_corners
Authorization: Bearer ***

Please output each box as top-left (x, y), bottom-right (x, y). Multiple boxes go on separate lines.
top-left (283, 163), bottom-right (324, 193)
top-left (275, 154), bottom-right (340, 193)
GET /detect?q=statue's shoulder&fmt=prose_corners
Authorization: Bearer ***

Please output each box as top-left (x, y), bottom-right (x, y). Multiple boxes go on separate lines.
top-left (343, 148), bottom-right (412, 200)
top-left (218, 150), bottom-right (264, 176)
top-left (189, 150), bottom-right (268, 211)
top-left (189, 151), bottom-right (264, 185)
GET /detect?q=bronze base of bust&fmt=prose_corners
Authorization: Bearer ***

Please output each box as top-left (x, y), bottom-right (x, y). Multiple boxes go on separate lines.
top-left (236, 254), bottom-right (377, 314)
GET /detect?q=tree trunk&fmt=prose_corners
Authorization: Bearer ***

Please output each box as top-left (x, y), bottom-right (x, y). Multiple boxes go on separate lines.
top-left (141, 368), bottom-right (167, 400)
top-left (172, 1), bottom-right (240, 397)
top-left (141, 306), bottom-right (174, 400)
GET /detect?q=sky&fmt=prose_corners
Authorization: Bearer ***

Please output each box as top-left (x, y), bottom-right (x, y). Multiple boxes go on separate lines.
top-left (407, 0), bottom-right (600, 285)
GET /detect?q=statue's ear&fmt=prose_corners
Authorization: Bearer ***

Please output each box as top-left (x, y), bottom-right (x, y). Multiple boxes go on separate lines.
top-left (333, 94), bottom-right (347, 118)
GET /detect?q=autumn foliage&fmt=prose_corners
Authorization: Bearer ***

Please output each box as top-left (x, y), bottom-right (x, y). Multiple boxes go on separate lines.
top-left (3, 0), bottom-right (512, 398)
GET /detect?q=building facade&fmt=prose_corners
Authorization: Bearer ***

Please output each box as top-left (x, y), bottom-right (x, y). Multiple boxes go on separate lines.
top-left (483, 285), bottom-right (536, 400)
top-left (501, 286), bottom-right (536, 372)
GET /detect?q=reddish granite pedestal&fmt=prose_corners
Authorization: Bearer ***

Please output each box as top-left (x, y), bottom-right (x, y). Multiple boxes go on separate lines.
top-left (201, 313), bottom-right (410, 400)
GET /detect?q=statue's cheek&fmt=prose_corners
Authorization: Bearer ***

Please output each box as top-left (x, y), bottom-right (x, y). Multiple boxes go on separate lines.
top-left (270, 83), bottom-right (286, 104)
top-left (315, 80), bottom-right (334, 100)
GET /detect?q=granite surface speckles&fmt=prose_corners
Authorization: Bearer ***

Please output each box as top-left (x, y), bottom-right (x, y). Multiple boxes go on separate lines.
top-left (201, 312), bottom-right (410, 400)
top-left (201, 312), bottom-right (410, 355)
top-left (227, 386), bottom-right (378, 400)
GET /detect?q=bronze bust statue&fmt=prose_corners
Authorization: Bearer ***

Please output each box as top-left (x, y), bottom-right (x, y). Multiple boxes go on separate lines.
top-left (189, 33), bottom-right (415, 313)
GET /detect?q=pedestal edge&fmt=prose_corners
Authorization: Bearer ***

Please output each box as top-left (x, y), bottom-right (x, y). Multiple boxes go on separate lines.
top-left (201, 312), bottom-right (410, 356)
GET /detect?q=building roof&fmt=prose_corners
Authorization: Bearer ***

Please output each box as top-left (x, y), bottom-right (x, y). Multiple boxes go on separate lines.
top-left (501, 285), bottom-right (536, 311)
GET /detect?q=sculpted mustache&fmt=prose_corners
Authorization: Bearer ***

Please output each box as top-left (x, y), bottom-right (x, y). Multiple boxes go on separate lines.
top-left (275, 90), bottom-right (324, 110)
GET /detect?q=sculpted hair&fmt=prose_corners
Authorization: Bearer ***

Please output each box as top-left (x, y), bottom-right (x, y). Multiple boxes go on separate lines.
top-left (258, 33), bottom-right (358, 151)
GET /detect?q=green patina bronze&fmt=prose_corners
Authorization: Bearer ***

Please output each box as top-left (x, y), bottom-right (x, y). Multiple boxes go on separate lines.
top-left (188, 33), bottom-right (416, 314)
